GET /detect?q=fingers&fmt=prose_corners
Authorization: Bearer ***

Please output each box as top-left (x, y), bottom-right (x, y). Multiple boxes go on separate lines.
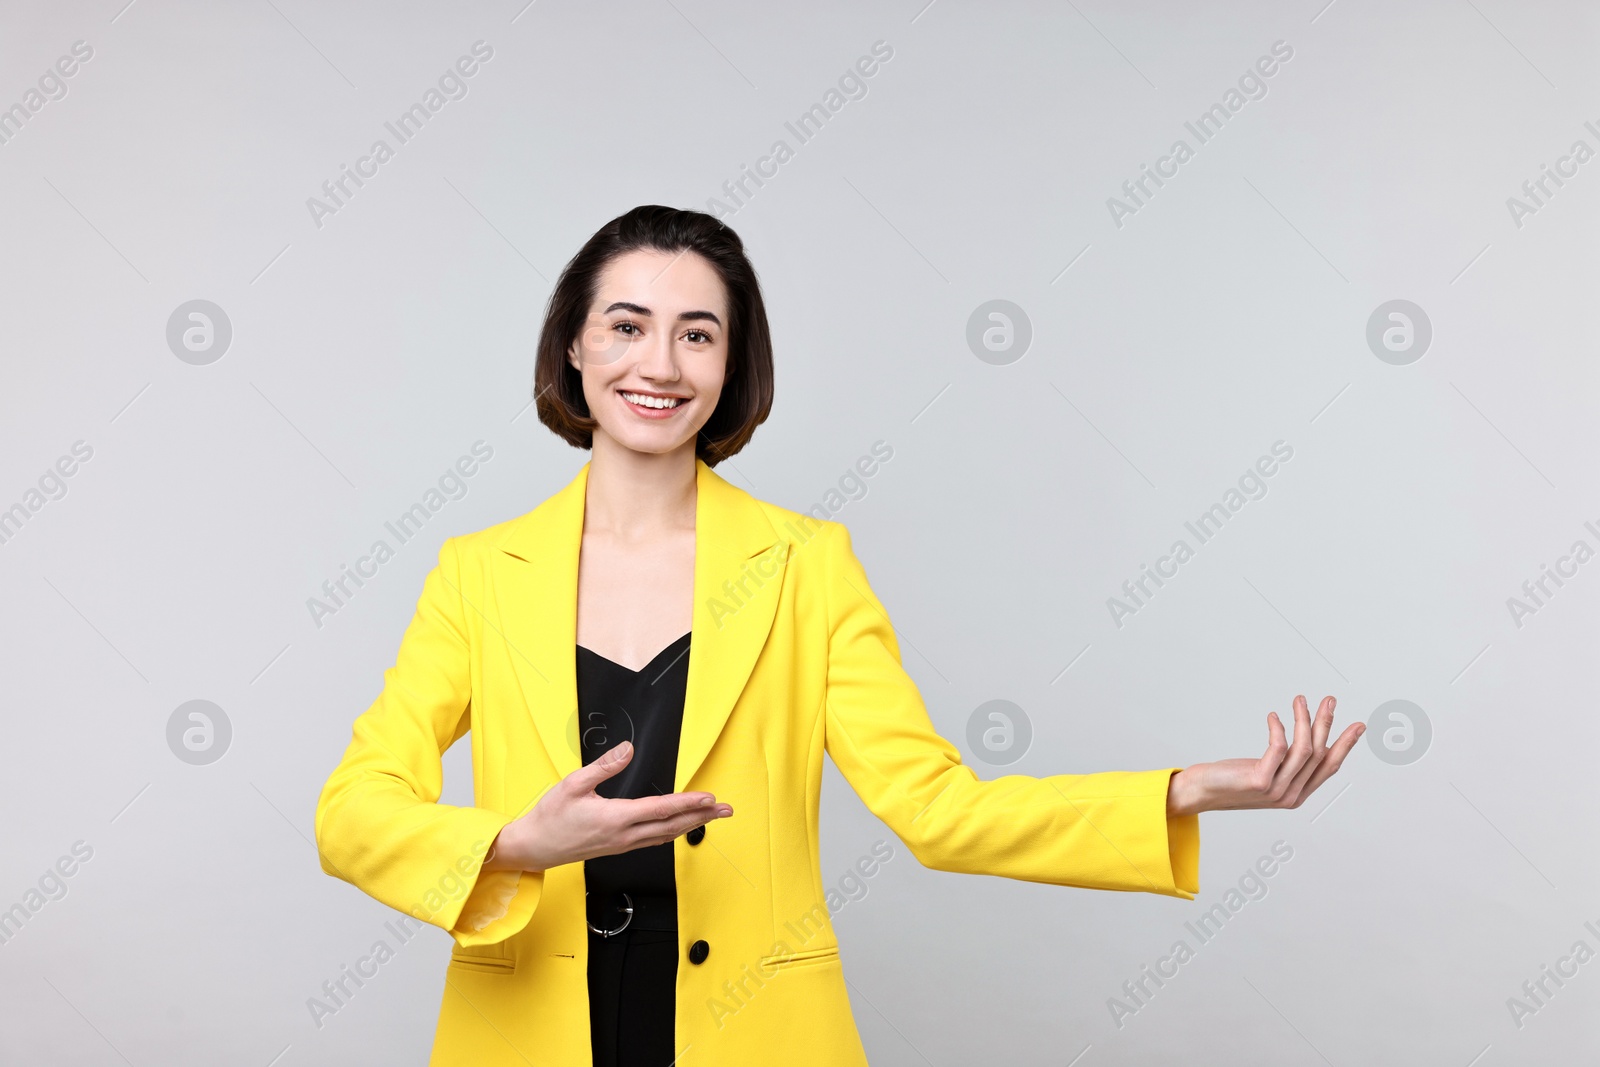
top-left (1281, 697), bottom-right (1336, 804)
top-left (1211, 694), bottom-right (1358, 814)
top-left (1271, 696), bottom-right (1317, 794)
top-left (624, 789), bottom-right (725, 825)
top-left (630, 804), bottom-right (734, 848)
top-left (618, 792), bottom-right (733, 849)
top-left (1256, 708), bottom-right (1290, 783)
top-left (565, 739), bottom-right (637, 793)
top-left (1295, 720), bottom-right (1364, 801)
top-left (1310, 695), bottom-right (1334, 750)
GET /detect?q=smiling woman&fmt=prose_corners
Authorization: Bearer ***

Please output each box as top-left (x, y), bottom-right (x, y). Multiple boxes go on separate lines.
top-left (314, 205), bottom-right (1363, 1067)
top-left (533, 210), bottom-right (773, 469)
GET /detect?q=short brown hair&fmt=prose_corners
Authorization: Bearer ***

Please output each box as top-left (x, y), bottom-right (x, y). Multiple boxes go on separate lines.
top-left (533, 205), bottom-right (774, 467)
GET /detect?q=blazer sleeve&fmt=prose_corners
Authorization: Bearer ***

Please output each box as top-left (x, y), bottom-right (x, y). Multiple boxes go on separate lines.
top-left (820, 522), bottom-right (1199, 900)
top-left (314, 537), bottom-right (544, 948)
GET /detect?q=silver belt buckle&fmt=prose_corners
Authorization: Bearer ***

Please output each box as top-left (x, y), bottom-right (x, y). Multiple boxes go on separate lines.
top-left (586, 891), bottom-right (634, 938)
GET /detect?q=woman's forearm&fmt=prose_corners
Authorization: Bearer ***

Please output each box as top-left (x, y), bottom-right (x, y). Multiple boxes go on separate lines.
top-left (481, 821), bottom-right (534, 873)
top-left (1166, 767), bottom-right (1204, 817)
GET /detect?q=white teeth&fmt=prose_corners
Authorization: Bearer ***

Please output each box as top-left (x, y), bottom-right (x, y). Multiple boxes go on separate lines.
top-left (621, 391), bottom-right (684, 410)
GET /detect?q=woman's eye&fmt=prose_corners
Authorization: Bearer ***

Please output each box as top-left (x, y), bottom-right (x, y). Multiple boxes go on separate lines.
top-left (613, 321), bottom-right (639, 336)
top-left (685, 330), bottom-right (712, 344)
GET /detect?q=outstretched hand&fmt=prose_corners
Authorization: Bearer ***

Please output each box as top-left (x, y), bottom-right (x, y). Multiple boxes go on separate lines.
top-left (482, 740), bottom-right (734, 873)
top-left (1166, 695), bottom-right (1363, 816)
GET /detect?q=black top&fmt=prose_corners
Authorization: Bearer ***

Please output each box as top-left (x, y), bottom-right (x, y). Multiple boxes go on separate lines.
top-left (577, 630), bottom-right (693, 897)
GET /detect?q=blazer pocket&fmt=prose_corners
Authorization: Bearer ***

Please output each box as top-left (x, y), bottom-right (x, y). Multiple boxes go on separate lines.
top-left (449, 943), bottom-right (516, 975)
top-left (759, 944), bottom-right (840, 971)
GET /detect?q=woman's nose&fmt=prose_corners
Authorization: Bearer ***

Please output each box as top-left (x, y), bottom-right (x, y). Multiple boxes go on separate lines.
top-left (635, 336), bottom-right (680, 379)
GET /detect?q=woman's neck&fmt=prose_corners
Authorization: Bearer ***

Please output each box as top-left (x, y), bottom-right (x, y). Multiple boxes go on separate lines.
top-left (583, 435), bottom-right (698, 541)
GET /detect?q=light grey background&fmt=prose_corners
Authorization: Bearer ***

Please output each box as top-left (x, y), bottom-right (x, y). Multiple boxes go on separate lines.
top-left (2, 1), bottom-right (1596, 1063)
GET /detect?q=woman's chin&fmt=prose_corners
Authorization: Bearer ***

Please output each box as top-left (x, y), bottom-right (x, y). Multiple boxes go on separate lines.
top-left (598, 427), bottom-right (698, 457)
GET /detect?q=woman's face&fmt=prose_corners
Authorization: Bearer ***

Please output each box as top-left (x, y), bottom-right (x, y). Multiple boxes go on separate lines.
top-left (567, 247), bottom-right (730, 459)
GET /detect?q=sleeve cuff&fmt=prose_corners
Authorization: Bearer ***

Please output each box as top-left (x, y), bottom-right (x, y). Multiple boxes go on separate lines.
top-left (455, 869), bottom-right (522, 931)
top-left (449, 867), bottom-right (544, 948)
top-left (1163, 769), bottom-right (1200, 899)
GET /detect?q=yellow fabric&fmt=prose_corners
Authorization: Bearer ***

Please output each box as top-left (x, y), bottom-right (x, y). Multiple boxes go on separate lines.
top-left (315, 457), bottom-right (1199, 1065)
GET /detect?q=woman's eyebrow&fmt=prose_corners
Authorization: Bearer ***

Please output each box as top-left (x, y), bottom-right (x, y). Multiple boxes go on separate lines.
top-left (602, 301), bottom-right (722, 327)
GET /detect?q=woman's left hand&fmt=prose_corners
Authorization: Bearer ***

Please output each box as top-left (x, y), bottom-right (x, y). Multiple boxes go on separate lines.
top-left (1166, 695), bottom-right (1363, 816)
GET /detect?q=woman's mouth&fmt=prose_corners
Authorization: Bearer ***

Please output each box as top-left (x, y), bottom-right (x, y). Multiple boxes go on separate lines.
top-left (618, 389), bottom-right (687, 419)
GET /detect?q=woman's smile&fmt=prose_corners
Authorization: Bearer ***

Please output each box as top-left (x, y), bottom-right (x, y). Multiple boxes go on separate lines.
top-left (618, 388), bottom-right (690, 420)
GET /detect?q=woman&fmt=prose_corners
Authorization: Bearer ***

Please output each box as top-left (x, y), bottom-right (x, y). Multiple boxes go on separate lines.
top-left (314, 205), bottom-right (1363, 1066)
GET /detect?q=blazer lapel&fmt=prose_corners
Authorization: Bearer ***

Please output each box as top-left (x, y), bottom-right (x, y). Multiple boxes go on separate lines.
top-left (677, 458), bottom-right (789, 792)
top-left (491, 457), bottom-right (788, 793)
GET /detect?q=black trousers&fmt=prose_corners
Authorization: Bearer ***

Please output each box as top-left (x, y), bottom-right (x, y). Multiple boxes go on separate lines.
top-left (587, 892), bottom-right (678, 1067)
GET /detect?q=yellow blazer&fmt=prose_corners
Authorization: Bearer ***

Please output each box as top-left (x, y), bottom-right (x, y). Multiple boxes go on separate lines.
top-left (315, 456), bottom-right (1199, 1066)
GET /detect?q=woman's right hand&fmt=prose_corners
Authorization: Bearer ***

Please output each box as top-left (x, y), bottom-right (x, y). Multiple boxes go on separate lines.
top-left (480, 740), bottom-right (733, 873)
